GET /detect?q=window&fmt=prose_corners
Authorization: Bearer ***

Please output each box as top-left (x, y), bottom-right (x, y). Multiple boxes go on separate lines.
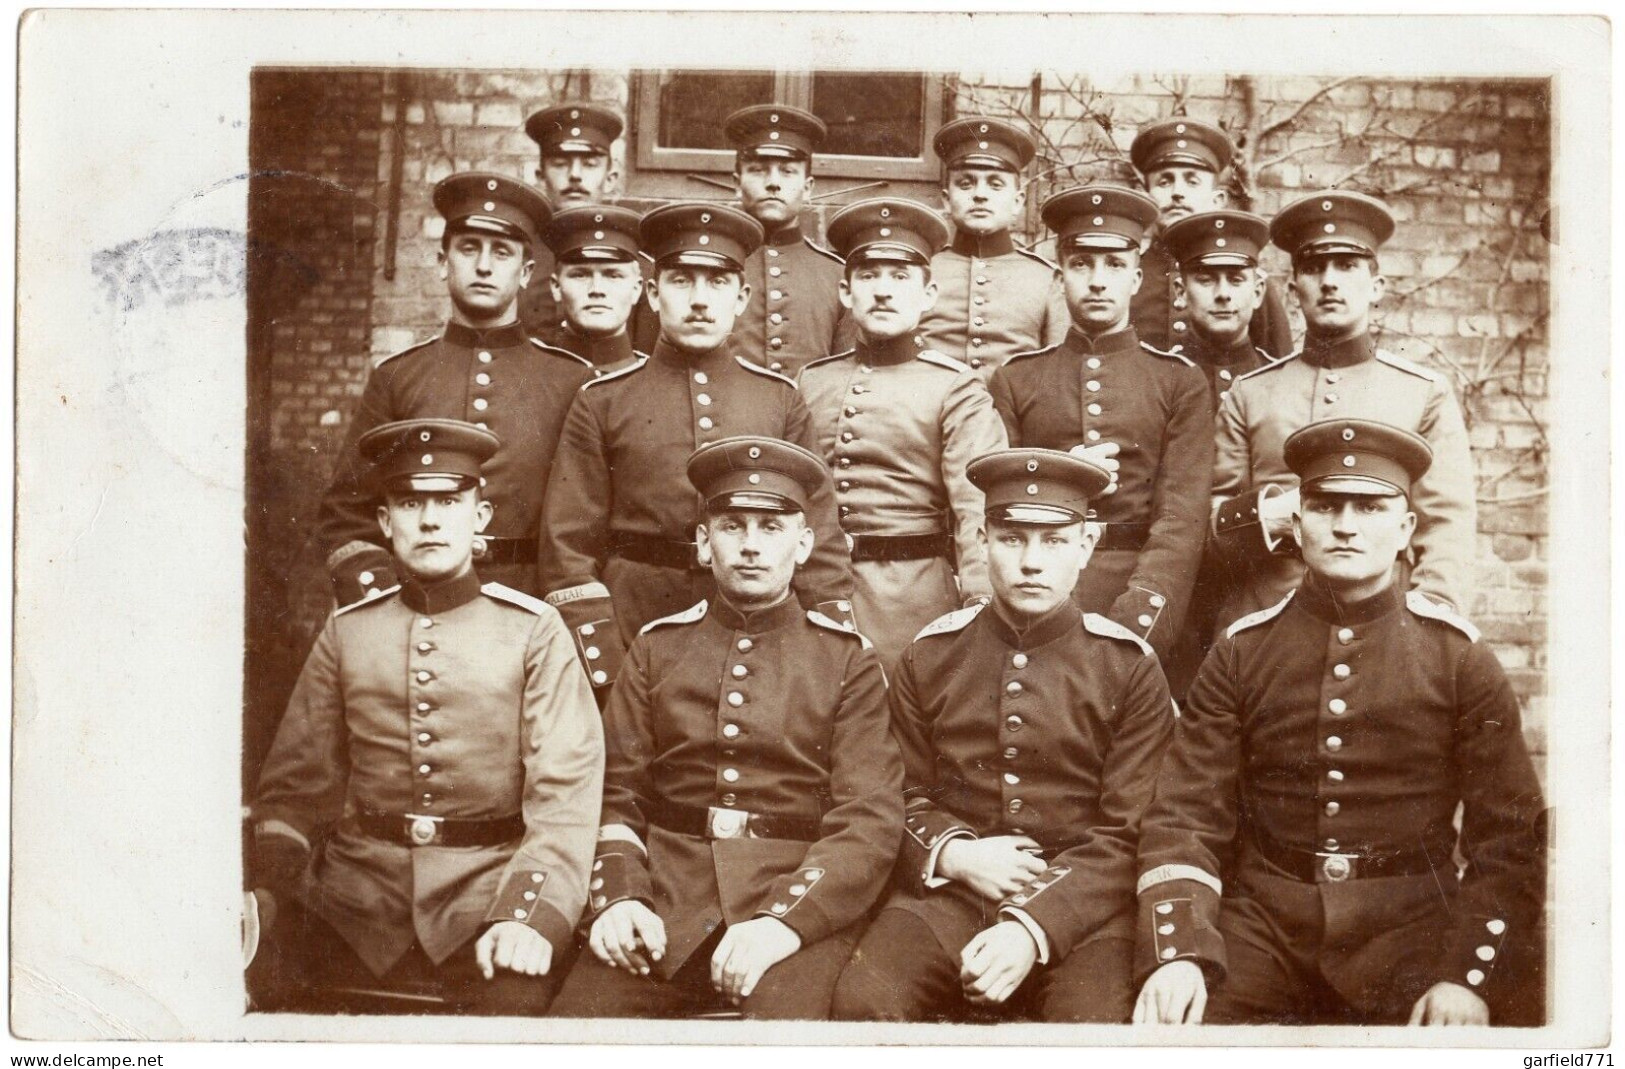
top-left (634, 70), bottom-right (949, 183)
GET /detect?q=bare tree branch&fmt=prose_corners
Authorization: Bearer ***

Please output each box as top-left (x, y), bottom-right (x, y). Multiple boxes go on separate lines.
top-left (1258, 76), bottom-right (1365, 141)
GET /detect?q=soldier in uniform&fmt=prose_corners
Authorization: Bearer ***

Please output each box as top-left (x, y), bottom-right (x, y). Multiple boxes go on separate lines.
top-left (1209, 190), bottom-right (1476, 625)
top-left (532, 203), bottom-right (646, 375)
top-left (248, 419), bottom-right (604, 1014)
top-left (1156, 209), bottom-right (1280, 698)
top-left (831, 448), bottom-right (1174, 1023)
top-left (989, 185), bottom-right (1212, 663)
top-left (1132, 419), bottom-right (1545, 1026)
top-left (538, 202), bottom-right (857, 708)
top-left (317, 173), bottom-right (593, 604)
top-left (918, 116), bottom-right (1069, 380)
top-left (1127, 117), bottom-right (1294, 359)
top-left (717, 104), bottom-right (853, 376)
top-left (519, 101), bottom-right (624, 338)
top-left (798, 198), bottom-right (1008, 674)
top-left (549, 437), bottom-right (902, 1019)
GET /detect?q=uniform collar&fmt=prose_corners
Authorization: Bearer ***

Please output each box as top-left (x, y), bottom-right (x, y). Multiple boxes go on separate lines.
top-left (1291, 571), bottom-right (1403, 628)
top-left (442, 320), bottom-right (529, 350)
top-left (857, 332), bottom-right (925, 367)
top-left (766, 221), bottom-right (805, 248)
top-left (1301, 331), bottom-right (1376, 369)
top-left (1066, 326), bottom-right (1141, 355)
top-left (950, 229), bottom-right (1016, 259)
top-left (652, 335), bottom-right (732, 369)
top-left (560, 324), bottom-right (635, 367)
top-left (985, 598), bottom-right (1080, 651)
top-left (1186, 330), bottom-right (1258, 368)
top-left (398, 568), bottom-right (484, 615)
top-left (710, 593), bottom-right (804, 635)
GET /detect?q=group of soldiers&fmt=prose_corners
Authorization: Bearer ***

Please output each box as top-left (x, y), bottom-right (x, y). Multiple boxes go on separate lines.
top-left (245, 97), bottom-right (1547, 1026)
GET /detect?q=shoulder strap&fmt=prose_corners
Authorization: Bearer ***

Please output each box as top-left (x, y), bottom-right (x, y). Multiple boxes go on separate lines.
top-left (1236, 350), bottom-right (1298, 382)
top-left (1376, 348), bottom-right (1442, 384)
top-left (581, 356), bottom-right (647, 390)
top-left (1081, 612), bottom-right (1153, 656)
top-left (529, 338), bottom-right (593, 369)
top-left (1405, 590), bottom-right (1481, 642)
top-left (481, 582), bottom-right (552, 616)
top-left (799, 349), bottom-right (857, 375)
top-left (1140, 341), bottom-right (1196, 368)
top-left (639, 599), bottom-right (709, 635)
top-left (808, 610), bottom-right (873, 648)
top-left (375, 335), bottom-right (438, 367)
top-left (913, 602), bottom-right (986, 641)
top-left (335, 585), bottom-right (402, 615)
top-left (917, 349), bottom-right (972, 374)
top-left (736, 356), bottom-right (798, 387)
top-left (804, 237), bottom-right (845, 265)
top-left (1224, 591), bottom-right (1295, 638)
top-left (1003, 341), bottom-right (1061, 366)
top-left (1015, 246), bottom-right (1059, 271)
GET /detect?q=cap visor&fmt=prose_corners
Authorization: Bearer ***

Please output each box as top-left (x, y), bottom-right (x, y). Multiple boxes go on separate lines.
top-left (1188, 252), bottom-right (1256, 268)
top-left (456, 215), bottom-right (530, 242)
top-left (950, 153), bottom-right (1018, 171)
top-left (548, 140), bottom-right (606, 155)
top-left (741, 145), bottom-right (807, 159)
top-left (661, 251), bottom-right (743, 271)
top-left (1064, 234), bottom-right (1138, 252)
top-left (563, 246), bottom-right (637, 263)
top-left (851, 244), bottom-right (930, 265)
top-left (1146, 153), bottom-right (1218, 172)
top-left (393, 474), bottom-right (475, 493)
top-left (1303, 475), bottom-right (1404, 496)
top-left (708, 491), bottom-right (800, 513)
top-left (1296, 240), bottom-right (1376, 259)
top-left (989, 503), bottom-right (1086, 525)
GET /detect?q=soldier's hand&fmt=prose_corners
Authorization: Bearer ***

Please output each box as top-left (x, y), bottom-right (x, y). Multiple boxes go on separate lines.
top-left (1407, 981), bottom-right (1491, 1026)
top-left (1132, 960), bottom-right (1207, 1024)
top-left (1069, 441), bottom-right (1121, 494)
top-left (1260, 485), bottom-right (1301, 544)
top-left (959, 921), bottom-right (1039, 1005)
top-left (939, 835), bottom-right (1047, 901)
top-left (711, 916), bottom-right (803, 1004)
top-left (588, 900), bottom-right (666, 975)
top-left (475, 921), bottom-right (554, 979)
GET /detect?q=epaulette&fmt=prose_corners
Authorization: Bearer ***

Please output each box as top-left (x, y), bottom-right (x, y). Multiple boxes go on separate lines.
top-left (805, 237), bottom-right (845, 265)
top-left (1003, 342), bottom-right (1061, 366)
top-left (913, 602), bottom-right (986, 641)
top-left (639, 599), bottom-right (708, 635)
top-left (1236, 351), bottom-right (1298, 383)
top-left (798, 349), bottom-right (856, 375)
top-left (581, 356), bottom-right (647, 390)
top-left (1016, 246), bottom-right (1059, 271)
top-left (1376, 349), bottom-right (1442, 384)
top-left (529, 338), bottom-right (593, 369)
top-left (375, 335), bottom-right (438, 368)
top-left (1140, 341), bottom-right (1195, 368)
top-left (1224, 591), bottom-right (1295, 639)
top-left (1082, 612), bottom-right (1153, 656)
top-left (1405, 590), bottom-right (1481, 642)
top-left (482, 582), bottom-right (552, 616)
top-left (917, 349), bottom-right (972, 374)
top-left (808, 610), bottom-right (873, 649)
top-left (335, 585), bottom-right (401, 615)
top-left (736, 356), bottom-right (797, 387)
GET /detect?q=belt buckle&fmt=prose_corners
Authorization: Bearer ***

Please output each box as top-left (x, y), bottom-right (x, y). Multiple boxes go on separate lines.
top-left (1316, 851), bottom-right (1355, 882)
top-left (707, 806), bottom-right (750, 840)
top-left (406, 813), bottom-right (443, 846)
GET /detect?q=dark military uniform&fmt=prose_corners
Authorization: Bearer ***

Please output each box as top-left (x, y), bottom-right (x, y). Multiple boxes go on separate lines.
top-left (530, 322), bottom-right (640, 375)
top-left (1135, 578), bottom-right (1545, 1023)
top-left (1132, 241), bottom-right (1293, 359)
top-left (920, 231), bottom-right (1069, 380)
top-left (734, 224), bottom-right (854, 376)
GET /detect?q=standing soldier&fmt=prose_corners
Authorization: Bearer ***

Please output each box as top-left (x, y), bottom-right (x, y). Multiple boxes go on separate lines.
top-left (832, 448), bottom-right (1174, 1023)
top-left (520, 101), bottom-right (625, 337)
top-left (989, 185), bottom-right (1212, 663)
top-left (249, 419), bottom-right (604, 1014)
top-left (317, 173), bottom-right (592, 604)
top-left (919, 116), bottom-right (1069, 380)
top-left (549, 438), bottom-right (902, 1020)
top-left (719, 104), bottom-right (852, 377)
top-left (1209, 190), bottom-right (1476, 624)
top-left (1128, 117), bottom-right (1294, 359)
top-left (532, 203), bottom-right (646, 374)
top-left (798, 198), bottom-right (1008, 674)
top-left (539, 203), bottom-right (857, 708)
top-left (1133, 419), bottom-right (1545, 1026)
top-left (1156, 209), bottom-right (1280, 697)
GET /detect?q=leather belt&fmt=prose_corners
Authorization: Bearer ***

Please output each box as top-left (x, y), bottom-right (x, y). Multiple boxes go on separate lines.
top-left (475, 536), bottom-right (539, 566)
top-left (1089, 522), bottom-right (1152, 552)
top-left (357, 809), bottom-right (525, 848)
top-left (647, 800), bottom-right (822, 843)
top-left (1249, 832), bottom-right (1440, 884)
top-left (849, 531), bottom-right (951, 563)
top-left (609, 531), bottom-right (706, 572)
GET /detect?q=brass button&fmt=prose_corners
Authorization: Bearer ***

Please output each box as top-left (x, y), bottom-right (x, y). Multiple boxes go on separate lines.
top-left (1012, 653), bottom-right (1028, 669)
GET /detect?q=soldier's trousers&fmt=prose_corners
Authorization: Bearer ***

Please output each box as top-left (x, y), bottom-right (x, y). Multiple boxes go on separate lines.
top-left (830, 907), bottom-right (1135, 1023)
top-left (549, 922), bottom-right (863, 1020)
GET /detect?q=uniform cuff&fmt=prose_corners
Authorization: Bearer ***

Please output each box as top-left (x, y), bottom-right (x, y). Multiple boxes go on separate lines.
top-left (1440, 915), bottom-right (1514, 999)
top-left (486, 870), bottom-right (573, 951)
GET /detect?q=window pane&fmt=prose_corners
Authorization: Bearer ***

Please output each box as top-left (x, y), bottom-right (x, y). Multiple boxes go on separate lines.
top-left (812, 73), bottom-right (925, 158)
top-left (658, 71), bottom-right (776, 151)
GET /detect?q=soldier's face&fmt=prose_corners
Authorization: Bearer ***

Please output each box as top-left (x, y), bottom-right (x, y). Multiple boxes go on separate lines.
top-left (377, 487), bottom-right (492, 584)
top-left (942, 166), bottom-right (1024, 235)
top-left (982, 519), bottom-right (1096, 624)
top-left (1145, 166), bottom-right (1226, 226)
top-left (551, 261), bottom-right (642, 337)
top-left (440, 232), bottom-right (532, 326)
top-left (735, 157), bottom-right (814, 230)
top-left (839, 261), bottom-right (938, 341)
top-left (1062, 248), bottom-right (1143, 334)
top-left (1179, 264), bottom-right (1264, 344)
top-left (698, 510), bottom-right (813, 611)
top-left (539, 151), bottom-right (613, 206)
top-left (649, 266), bottom-right (751, 353)
top-left (1294, 490), bottom-right (1416, 600)
top-left (1293, 254), bottom-right (1386, 340)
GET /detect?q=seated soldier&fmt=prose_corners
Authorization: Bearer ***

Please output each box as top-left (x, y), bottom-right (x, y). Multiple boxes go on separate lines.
top-left (247, 419), bottom-right (604, 1015)
top-left (549, 437), bottom-right (903, 1020)
top-left (832, 448), bottom-right (1175, 1023)
top-left (1133, 419), bottom-right (1546, 1026)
